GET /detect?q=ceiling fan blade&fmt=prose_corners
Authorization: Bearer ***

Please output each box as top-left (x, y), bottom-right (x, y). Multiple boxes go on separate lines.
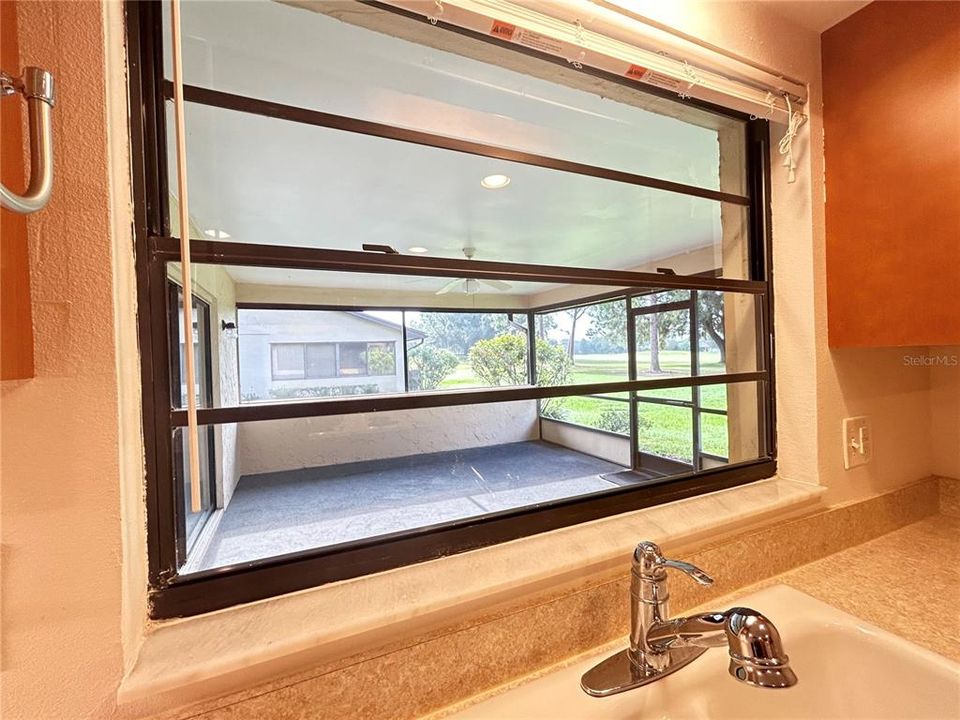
top-left (480, 279), bottom-right (512, 292)
top-left (435, 278), bottom-right (463, 295)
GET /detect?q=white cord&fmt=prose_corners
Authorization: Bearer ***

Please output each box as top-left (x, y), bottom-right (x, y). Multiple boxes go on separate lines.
top-left (171, 0), bottom-right (203, 513)
top-left (778, 94), bottom-right (807, 184)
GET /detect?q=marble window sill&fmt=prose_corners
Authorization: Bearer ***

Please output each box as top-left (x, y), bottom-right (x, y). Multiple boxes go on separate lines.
top-left (117, 476), bottom-right (825, 708)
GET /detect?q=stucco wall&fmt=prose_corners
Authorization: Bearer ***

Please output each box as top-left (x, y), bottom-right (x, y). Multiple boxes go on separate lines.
top-left (540, 419), bottom-right (631, 467)
top-left (237, 401), bottom-right (540, 477)
top-left (1, 3), bottom-right (128, 718)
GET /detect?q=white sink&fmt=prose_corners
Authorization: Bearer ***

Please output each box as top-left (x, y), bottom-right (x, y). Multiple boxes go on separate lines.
top-left (449, 585), bottom-right (960, 719)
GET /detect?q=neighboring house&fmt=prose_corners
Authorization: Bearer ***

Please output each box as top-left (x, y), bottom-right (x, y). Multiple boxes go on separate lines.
top-left (238, 309), bottom-right (425, 402)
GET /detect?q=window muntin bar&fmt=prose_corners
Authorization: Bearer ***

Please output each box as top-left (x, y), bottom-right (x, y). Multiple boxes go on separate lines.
top-left (154, 241), bottom-right (767, 294)
top-left (171, 371), bottom-right (767, 426)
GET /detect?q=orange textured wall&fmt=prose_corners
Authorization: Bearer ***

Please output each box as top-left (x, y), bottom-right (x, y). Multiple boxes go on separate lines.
top-left (823, 1), bottom-right (960, 347)
top-left (1, 1), bottom-right (128, 717)
top-left (0, 0), bottom-right (35, 379)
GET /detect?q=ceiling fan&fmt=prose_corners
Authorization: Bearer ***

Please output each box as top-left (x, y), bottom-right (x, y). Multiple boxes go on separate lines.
top-left (436, 247), bottom-right (512, 295)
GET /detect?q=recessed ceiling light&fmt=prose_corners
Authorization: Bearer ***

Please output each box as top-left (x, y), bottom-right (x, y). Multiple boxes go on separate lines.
top-left (204, 228), bottom-right (231, 239)
top-left (481, 174), bottom-right (511, 189)
top-left (408, 246), bottom-right (429, 254)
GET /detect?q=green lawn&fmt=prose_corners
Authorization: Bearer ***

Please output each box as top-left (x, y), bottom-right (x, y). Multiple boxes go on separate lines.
top-left (438, 350), bottom-right (731, 462)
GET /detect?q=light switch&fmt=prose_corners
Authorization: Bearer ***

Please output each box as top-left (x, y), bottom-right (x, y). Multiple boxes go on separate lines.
top-left (842, 416), bottom-right (872, 470)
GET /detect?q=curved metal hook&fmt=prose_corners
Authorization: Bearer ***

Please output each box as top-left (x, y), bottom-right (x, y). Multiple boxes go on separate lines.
top-left (1, 67), bottom-right (55, 214)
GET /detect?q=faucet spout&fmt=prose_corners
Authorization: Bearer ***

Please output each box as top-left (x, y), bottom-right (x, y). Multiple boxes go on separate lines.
top-left (648, 607), bottom-right (797, 689)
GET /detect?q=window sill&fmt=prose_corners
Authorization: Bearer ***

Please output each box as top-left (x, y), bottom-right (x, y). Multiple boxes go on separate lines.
top-left (117, 476), bottom-right (824, 708)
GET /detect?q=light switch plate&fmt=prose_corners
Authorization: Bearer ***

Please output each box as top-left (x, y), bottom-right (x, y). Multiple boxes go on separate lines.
top-left (842, 416), bottom-right (872, 470)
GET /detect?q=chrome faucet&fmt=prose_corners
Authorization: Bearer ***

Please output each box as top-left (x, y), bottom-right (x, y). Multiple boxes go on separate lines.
top-left (581, 541), bottom-right (797, 697)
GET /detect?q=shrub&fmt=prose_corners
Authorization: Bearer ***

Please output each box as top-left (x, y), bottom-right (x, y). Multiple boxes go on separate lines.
top-left (268, 384), bottom-right (379, 399)
top-left (468, 334), bottom-right (528, 386)
top-left (367, 346), bottom-right (396, 376)
top-left (468, 334), bottom-right (572, 387)
top-left (594, 405), bottom-right (630, 435)
top-left (408, 345), bottom-right (459, 390)
top-left (539, 402), bottom-right (569, 422)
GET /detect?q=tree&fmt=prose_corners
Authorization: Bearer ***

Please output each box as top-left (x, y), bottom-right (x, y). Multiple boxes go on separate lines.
top-left (407, 345), bottom-right (458, 390)
top-left (565, 306), bottom-right (588, 362)
top-left (536, 312), bottom-right (557, 341)
top-left (585, 301), bottom-right (627, 351)
top-left (410, 313), bottom-right (510, 357)
top-left (698, 291), bottom-right (726, 364)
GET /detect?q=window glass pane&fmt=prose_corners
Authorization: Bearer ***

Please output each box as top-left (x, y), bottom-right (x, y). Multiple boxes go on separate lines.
top-left (177, 395), bottom-right (634, 572)
top-left (337, 342), bottom-right (368, 377)
top-left (271, 344), bottom-right (304, 379)
top-left (167, 101), bottom-right (750, 279)
top-left (164, 0), bottom-right (746, 194)
top-left (304, 343), bottom-right (336, 379)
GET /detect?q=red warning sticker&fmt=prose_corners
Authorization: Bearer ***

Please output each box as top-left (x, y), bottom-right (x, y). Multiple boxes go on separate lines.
top-left (490, 20), bottom-right (517, 41)
top-left (625, 64), bottom-right (648, 81)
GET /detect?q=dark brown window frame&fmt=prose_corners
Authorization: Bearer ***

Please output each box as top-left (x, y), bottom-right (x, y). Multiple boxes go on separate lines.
top-left (126, 0), bottom-right (776, 618)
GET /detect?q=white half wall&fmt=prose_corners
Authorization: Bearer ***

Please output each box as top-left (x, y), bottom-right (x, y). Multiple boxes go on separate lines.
top-left (236, 400), bottom-right (540, 477)
top-left (540, 419), bottom-right (631, 467)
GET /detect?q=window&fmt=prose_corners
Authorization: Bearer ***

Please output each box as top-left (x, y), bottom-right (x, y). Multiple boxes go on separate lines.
top-left (305, 343), bottom-right (336, 379)
top-left (129, 0), bottom-right (774, 617)
top-left (268, 342), bottom-right (396, 381)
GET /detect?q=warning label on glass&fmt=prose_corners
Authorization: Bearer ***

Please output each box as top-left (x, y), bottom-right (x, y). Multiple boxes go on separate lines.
top-left (489, 20), bottom-right (517, 41)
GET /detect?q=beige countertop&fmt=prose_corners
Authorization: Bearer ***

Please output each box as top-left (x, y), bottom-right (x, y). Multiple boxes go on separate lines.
top-left (704, 513), bottom-right (960, 662)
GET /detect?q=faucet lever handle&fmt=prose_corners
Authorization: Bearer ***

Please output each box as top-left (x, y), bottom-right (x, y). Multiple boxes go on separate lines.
top-left (633, 541), bottom-right (714, 585)
top-left (660, 558), bottom-right (714, 586)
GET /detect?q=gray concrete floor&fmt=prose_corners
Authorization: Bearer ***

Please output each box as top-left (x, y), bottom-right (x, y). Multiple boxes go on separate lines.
top-left (195, 441), bottom-right (626, 570)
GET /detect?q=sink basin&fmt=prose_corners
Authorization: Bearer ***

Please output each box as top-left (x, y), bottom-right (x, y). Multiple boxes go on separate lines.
top-left (449, 585), bottom-right (960, 719)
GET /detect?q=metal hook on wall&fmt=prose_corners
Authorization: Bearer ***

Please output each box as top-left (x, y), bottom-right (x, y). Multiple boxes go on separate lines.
top-left (1, 66), bottom-right (55, 214)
